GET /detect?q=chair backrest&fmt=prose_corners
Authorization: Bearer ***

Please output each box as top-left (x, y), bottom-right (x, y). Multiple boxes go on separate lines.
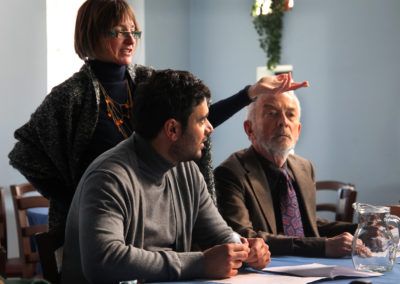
top-left (35, 226), bottom-right (65, 284)
top-left (1, 187), bottom-right (25, 278)
top-left (0, 187), bottom-right (7, 252)
top-left (316, 180), bottom-right (357, 222)
top-left (0, 246), bottom-right (6, 276)
top-left (11, 183), bottom-right (49, 278)
top-left (389, 205), bottom-right (400, 218)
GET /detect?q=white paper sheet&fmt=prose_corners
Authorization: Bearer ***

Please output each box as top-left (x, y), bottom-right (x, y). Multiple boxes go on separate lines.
top-left (263, 263), bottom-right (382, 279)
top-left (209, 272), bottom-right (323, 284)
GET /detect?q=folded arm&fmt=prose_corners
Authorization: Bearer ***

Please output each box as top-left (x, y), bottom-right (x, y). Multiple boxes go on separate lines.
top-left (214, 165), bottom-right (325, 257)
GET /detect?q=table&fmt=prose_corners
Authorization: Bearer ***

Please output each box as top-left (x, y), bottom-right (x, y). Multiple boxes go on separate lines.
top-left (27, 207), bottom-right (48, 227)
top-left (262, 255), bottom-right (400, 283)
top-left (149, 255), bottom-right (400, 284)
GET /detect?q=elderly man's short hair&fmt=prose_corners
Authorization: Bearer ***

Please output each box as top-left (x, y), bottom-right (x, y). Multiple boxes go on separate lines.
top-left (245, 91), bottom-right (301, 123)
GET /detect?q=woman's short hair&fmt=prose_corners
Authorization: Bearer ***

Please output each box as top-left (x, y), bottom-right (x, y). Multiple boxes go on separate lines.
top-left (74, 0), bottom-right (139, 60)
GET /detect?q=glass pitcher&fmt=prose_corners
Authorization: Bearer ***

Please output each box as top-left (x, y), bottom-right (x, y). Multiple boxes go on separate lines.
top-left (351, 202), bottom-right (400, 272)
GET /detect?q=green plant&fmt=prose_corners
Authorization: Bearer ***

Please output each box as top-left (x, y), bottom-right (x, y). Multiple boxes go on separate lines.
top-left (252, 0), bottom-right (286, 70)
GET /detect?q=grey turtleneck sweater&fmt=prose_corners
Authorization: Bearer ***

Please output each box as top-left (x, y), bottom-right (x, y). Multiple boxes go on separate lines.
top-left (61, 133), bottom-right (234, 284)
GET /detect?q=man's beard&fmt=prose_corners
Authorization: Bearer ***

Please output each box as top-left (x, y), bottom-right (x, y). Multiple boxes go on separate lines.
top-left (170, 135), bottom-right (203, 162)
top-left (257, 133), bottom-right (295, 157)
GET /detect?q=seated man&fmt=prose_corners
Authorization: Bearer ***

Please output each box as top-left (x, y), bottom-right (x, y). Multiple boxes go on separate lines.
top-left (214, 90), bottom-right (357, 257)
top-left (60, 69), bottom-right (270, 284)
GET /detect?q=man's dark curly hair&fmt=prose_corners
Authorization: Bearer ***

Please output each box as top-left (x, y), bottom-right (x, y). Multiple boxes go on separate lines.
top-left (131, 69), bottom-right (211, 140)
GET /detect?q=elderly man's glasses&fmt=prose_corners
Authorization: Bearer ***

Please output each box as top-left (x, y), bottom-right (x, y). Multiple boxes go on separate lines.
top-left (109, 30), bottom-right (142, 40)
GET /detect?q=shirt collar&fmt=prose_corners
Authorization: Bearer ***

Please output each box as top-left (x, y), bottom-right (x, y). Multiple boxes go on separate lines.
top-left (252, 147), bottom-right (295, 181)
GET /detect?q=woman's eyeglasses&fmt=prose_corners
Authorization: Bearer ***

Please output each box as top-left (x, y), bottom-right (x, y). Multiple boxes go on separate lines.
top-left (109, 30), bottom-right (142, 40)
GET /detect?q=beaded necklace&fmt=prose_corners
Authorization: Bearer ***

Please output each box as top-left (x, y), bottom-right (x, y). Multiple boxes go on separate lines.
top-left (99, 80), bottom-right (133, 138)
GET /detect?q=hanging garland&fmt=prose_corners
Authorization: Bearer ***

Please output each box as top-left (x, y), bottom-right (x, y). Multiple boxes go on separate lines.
top-left (252, 0), bottom-right (286, 70)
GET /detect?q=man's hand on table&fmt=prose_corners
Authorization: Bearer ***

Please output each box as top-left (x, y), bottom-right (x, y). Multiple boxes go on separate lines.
top-left (244, 238), bottom-right (271, 270)
top-left (325, 232), bottom-right (354, 257)
top-left (325, 232), bottom-right (371, 257)
top-left (203, 237), bottom-right (271, 279)
top-left (203, 243), bottom-right (249, 278)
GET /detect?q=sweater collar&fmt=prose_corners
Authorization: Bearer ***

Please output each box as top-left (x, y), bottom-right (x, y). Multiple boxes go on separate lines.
top-left (88, 60), bottom-right (127, 82)
top-left (133, 133), bottom-right (175, 182)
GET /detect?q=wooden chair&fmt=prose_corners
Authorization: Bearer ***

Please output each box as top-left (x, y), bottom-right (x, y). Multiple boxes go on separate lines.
top-left (316, 180), bottom-right (357, 222)
top-left (0, 187), bottom-right (24, 278)
top-left (11, 183), bottom-right (49, 278)
top-left (389, 205), bottom-right (400, 218)
top-left (0, 246), bottom-right (5, 276)
top-left (35, 226), bottom-right (65, 284)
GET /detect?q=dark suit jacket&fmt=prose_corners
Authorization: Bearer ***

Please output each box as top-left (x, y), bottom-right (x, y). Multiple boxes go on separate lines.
top-left (214, 146), bottom-right (356, 257)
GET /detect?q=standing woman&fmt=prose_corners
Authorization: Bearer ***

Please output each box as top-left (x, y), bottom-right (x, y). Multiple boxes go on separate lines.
top-left (8, 0), bottom-right (307, 230)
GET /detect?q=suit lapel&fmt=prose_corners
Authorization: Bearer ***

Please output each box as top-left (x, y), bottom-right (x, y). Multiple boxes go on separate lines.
top-left (243, 148), bottom-right (277, 234)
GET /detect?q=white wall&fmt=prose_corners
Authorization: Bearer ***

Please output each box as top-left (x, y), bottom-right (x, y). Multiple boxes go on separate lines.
top-left (0, 0), bottom-right (47, 257)
top-left (145, 0), bottom-right (400, 208)
top-left (0, 1), bottom-right (47, 186)
top-left (128, 0), bottom-right (146, 65)
top-left (282, 0), bottom-right (400, 206)
top-left (188, 0), bottom-right (266, 160)
top-left (0, 0), bottom-right (145, 259)
top-left (145, 0), bottom-right (190, 70)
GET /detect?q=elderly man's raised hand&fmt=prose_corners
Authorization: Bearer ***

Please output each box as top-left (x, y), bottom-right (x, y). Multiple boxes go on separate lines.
top-left (248, 72), bottom-right (309, 100)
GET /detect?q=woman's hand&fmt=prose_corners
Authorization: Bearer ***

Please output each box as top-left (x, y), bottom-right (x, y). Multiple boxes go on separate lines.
top-left (248, 72), bottom-right (309, 100)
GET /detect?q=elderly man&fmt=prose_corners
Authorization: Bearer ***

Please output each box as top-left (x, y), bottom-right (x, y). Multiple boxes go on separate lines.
top-left (214, 90), bottom-right (357, 257)
top-left (60, 70), bottom-right (271, 284)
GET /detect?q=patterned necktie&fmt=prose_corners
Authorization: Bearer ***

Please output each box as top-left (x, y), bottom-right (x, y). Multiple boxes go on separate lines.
top-left (279, 167), bottom-right (304, 237)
